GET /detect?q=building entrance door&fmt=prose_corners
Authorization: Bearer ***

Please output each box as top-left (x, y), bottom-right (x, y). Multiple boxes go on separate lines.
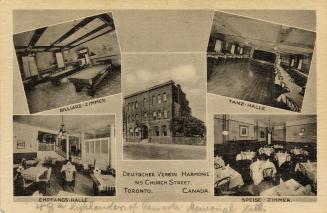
top-left (141, 125), bottom-right (148, 141)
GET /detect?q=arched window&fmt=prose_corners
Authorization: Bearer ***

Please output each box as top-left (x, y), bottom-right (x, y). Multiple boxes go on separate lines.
top-left (158, 110), bottom-right (162, 119)
top-left (135, 114), bottom-right (139, 121)
top-left (143, 112), bottom-right (147, 120)
top-left (163, 93), bottom-right (167, 102)
top-left (152, 95), bottom-right (156, 105)
top-left (129, 128), bottom-right (134, 137)
top-left (134, 127), bottom-right (139, 137)
top-left (162, 125), bottom-right (167, 136)
top-left (143, 98), bottom-right (146, 106)
top-left (135, 101), bottom-right (139, 109)
top-left (153, 111), bottom-right (157, 120)
top-left (163, 110), bottom-right (168, 118)
top-left (158, 94), bottom-right (162, 104)
top-left (154, 126), bottom-right (160, 136)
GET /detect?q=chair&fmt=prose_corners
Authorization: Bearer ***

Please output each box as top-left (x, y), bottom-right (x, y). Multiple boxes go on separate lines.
top-left (263, 167), bottom-right (274, 180)
top-left (39, 168), bottom-right (52, 194)
top-left (93, 167), bottom-right (101, 174)
top-left (214, 177), bottom-right (230, 196)
top-left (63, 169), bottom-right (76, 191)
top-left (14, 174), bottom-right (34, 196)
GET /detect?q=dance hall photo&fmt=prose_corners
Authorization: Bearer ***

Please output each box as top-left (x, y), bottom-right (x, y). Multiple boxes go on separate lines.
top-left (13, 114), bottom-right (116, 197)
top-left (13, 12), bottom-right (121, 113)
top-left (213, 114), bottom-right (317, 196)
top-left (207, 11), bottom-right (316, 112)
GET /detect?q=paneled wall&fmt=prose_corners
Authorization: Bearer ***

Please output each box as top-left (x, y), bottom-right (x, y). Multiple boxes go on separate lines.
top-left (13, 122), bottom-right (57, 154)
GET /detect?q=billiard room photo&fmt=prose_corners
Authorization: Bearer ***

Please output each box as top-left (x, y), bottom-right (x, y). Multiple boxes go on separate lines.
top-left (207, 11), bottom-right (316, 112)
top-left (13, 12), bottom-right (121, 113)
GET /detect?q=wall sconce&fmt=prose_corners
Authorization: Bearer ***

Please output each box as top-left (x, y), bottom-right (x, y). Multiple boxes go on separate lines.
top-left (222, 130), bottom-right (229, 136)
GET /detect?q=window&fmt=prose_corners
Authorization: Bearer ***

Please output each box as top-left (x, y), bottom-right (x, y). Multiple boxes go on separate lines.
top-left (135, 101), bottom-right (139, 109)
top-left (163, 93), bottom-right (167, 102)
top-left (158, 111), bottom-right (162, 119)
top-left (164, 110), bottom-right (168, 118)
top-left (135, 127), bottom-right (139, 137)
top-left (95, 141), bottom-right (100, 153)
top-left (130, 128), bottom-right (134, 137)
top-left (158, 94), bottom-right (162, 104)
top-left (132, 102), bottom-right (135, 110)
top-left (143, 112), bottom-right (147, 120)
top-left (128, 115), bottom-right (131, 122)
top-left (85, 142), bottom-right (89, 153)
top-left (152, 95), bottom-right (156, 105)
top-left (162, 125), bottom-right (167, 136)
top-left (153, 111), bottom-right (157, 120)
top-left (101, 140), bottom-right (108, 153)
top-left (90, 141), bottom-right (95, 153)
top-left (154, 126), bottom-right (160, 136)
top-left (143, 98), bottom-right (147, 107)
top-left (135, 114), bottom-right (139, 121)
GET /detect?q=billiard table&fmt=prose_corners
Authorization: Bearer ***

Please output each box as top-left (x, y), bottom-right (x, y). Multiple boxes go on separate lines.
top-left (48, 67), bottom-right (79, 86)
top-left (67, 64), bottom-right (111, 96)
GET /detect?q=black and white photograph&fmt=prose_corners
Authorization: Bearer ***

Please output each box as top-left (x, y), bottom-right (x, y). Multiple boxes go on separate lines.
top-left (207, 11), bottom-right (316, 112)
top-left (13, 115), bottom-right (116, 196)
top-left (213, 114), bottom-right (317, 196)
top-left (122, 54), bottom-right (206, 160)
top-left (13, 12), bottom-right (121, 113)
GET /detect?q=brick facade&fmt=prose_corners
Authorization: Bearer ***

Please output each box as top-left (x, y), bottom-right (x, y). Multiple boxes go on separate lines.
top-left (123, 80), bottom-right (192, 144)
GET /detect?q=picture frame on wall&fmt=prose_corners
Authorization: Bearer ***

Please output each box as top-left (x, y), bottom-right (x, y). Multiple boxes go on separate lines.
top-left (17, 140), bottom-right (25, 149)
top-left (239, 125), bottom-right (248, 137)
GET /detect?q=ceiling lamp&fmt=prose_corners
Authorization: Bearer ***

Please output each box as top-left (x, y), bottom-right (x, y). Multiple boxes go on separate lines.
top-left (58, 115), bottom-right (67, 140)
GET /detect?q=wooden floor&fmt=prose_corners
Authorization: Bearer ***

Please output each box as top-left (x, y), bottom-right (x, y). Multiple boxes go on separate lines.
top-left (25, 67), bottom-right (121, 113)
top-left (207, 59), bottom-right (274, 106)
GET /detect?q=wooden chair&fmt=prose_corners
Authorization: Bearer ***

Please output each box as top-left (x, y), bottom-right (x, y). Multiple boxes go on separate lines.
top-left (214, 177), bottom-right (230, 196)
top-left (63, 169), bottom-right (76, 191)
top-left (39, 168), bottom-right (52, 194)
top-left (263, 167), bottom-right (274, 180)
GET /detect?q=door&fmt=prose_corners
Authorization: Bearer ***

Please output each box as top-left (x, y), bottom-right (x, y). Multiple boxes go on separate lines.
top-left (142, 125), bottom-right (148, 140)
top-left (22, 56), bottom-right (38, 78)
top-left (55, 52), bottom-right (65, 68)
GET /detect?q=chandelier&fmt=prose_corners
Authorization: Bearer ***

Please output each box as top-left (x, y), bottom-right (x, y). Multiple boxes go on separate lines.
top-left (58, 115), bottom-right (67, 140)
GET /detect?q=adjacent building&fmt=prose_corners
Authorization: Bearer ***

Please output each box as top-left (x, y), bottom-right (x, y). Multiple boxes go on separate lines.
top-left (123, 80), bottom-right (205, 144)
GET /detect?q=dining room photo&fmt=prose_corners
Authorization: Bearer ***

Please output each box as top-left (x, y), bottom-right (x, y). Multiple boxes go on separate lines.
top-left (13, 114), bottom-right (116, 197)
top-left (213, 114), bottom-right (317, 197)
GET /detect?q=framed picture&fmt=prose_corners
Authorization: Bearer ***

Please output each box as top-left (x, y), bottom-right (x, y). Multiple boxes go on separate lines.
top-left (17, 140), bottom-right (25, 149)
top-left (260, 131), bottom-right (265, 138)
top-left (239, 125), bottom-right (248, 137)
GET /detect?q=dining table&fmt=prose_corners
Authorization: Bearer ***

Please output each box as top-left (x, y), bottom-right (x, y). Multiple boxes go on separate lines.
top-left (21, 167), bottom-right (48, 182)
top-left (215, 166), bottom-right (244, 189)
top-left (260, 179), bottom-right (315, 196)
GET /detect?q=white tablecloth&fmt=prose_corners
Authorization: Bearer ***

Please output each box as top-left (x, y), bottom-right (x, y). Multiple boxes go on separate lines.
top-left (250, 160), bottom-right (277, 185)
top-left (259, 148), bottom-right (275, 156)
top-left (21, 167), bottom-right (48, 182)
top-left (275, 152), bottom-right (291, 167)
top-left (236, 152), bottom-right (256, 161)
top-left (260, 179), bottom-right (314, 196)
top-left (215, 166), bottom-right (244, 189)
top-left (295, 162), bottom-right (317, 184)
top-left (214, 156), bottom-right (225, 168)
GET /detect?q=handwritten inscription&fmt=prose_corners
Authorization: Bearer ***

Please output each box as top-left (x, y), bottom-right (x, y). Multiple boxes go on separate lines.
top-left (35, 201), bottom-right (266, 213)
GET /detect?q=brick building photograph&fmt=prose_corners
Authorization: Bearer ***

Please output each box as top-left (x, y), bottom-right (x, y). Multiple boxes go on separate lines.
top-left (122, 54), bottom-right (206, 160)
